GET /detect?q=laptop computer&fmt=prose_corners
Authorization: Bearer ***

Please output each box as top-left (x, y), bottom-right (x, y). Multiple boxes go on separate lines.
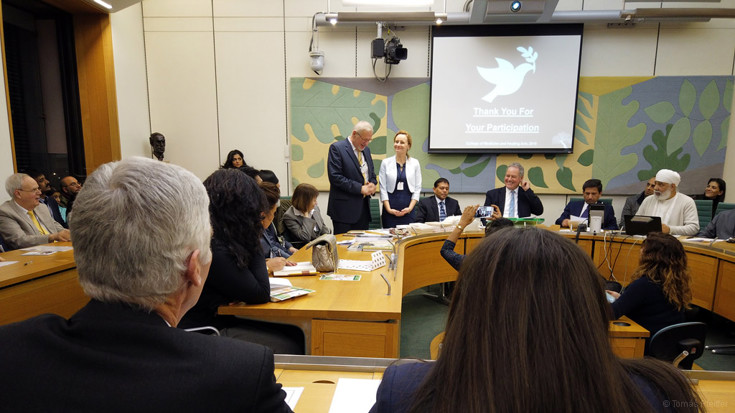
top-left (623, 215), bottom-right (662, 236)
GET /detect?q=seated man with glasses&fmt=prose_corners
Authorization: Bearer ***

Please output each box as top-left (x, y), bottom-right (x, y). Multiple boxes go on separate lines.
top-left (0, 173), bottom-right (70, 250)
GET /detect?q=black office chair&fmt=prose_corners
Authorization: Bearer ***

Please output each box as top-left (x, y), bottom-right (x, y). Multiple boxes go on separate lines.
top-left (648, 322), bottom-right (707, 369)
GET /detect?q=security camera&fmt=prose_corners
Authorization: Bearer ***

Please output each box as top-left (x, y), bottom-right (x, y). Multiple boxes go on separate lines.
top-left (510, 1), bottom-right (522, 12)
top-left (384, 36), bottom-right (407, 65)
top-left (309, 51), bottom-right (324, 73)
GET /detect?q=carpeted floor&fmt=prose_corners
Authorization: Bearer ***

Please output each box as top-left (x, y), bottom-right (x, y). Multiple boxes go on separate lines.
top-left (400, 287), bottom-right (735, 370)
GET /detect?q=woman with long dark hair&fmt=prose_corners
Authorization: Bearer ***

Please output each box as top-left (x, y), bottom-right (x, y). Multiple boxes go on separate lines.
top-left (692, 178), bottom-right (726, 219)
top-left (179, 168), bottom-right (303, 354)
top-left (609, 232), bottom-right (692, 340)
top-left (222, 149), bottom-right (247, 169)
top-left (371, 228), bottom-right (700, 413)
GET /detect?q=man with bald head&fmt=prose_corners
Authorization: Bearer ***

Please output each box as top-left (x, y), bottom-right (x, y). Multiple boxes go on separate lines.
top-left (327, 120), bottom-right (378, 234)
top-left (636, 169), bottom-right (699, 235)
top-left (0, 173), bottom-right (70, 249)
top-left (59, 175), bottom-right (82, 213)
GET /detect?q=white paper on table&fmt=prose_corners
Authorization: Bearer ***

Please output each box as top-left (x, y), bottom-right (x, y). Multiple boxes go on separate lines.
top-left (327, 378), bottom-right (381, 413)
top-left (21, 246), bottom-right (73, 254)
top-left (0, 261), bottom-right (19, 268)
top-left (681, 237), bottom-right (721, 243)
top-left (282, 387), bottom-right (304, 410)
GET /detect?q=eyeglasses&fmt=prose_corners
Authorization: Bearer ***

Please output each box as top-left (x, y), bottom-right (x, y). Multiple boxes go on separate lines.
top-left (64, 181), bottom-right (81, 188)
top-left (355, 131), bottom-right (372, 144)
top-left (18, 187), bottom-right (41, 193)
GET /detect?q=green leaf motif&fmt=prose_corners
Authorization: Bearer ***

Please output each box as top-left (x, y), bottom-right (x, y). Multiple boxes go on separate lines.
top-left (591, 86), bottom-right (646, 188)
top-left (544, 154), bottom-right (556, 160)
top-left (291, 178), bottom-right (300, 187)
top-left (464, 154), bottom-right (483, 164)
top-left (644, 102), bottom-right (676, 124)
top-left (518, 154), bottom-right (533, 160)
top-left (554, 154), bottom-right (567, 169)
top-left (723, 80), bottom-right (733, 111)
top-left (639, 125), bottom-right (691, 180)
top-left (666, 118), bottom-right (691, 155)
top-left (692, 121), bottom-right (712, 156)
top-left (369, 136), bottom-right (387, 155)
top-left (573, 128), bottom-right (589, 145)
top-left (528, 167), bottom-right (548, 188)
top-left (496, 165), bottom-right (508, 182)
top-left (292, 144), bottom-right (304, 162)
top-left (556, 167), bottom-right (575, 192)
top-left (719, 118), bottom-right (730, 150)
top-left (577, 149), bottom-right (594, 166)
top-left (307, 159), bottom-right (325, 178)
top-left (699, 81), bottom-right (720, 120)
top-left (290, 78), bottom-right (386, 145)
top-left (679, 80), bottom-right (696, 117)
top-left (577, 92), bottom-right (593, 119)
top-left (462, 158), bottom-right (492, 178)
top-left (450, 166), bottom-right (462, 174)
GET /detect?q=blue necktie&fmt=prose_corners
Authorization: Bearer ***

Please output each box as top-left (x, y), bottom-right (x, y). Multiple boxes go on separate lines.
top-left (439, 201), bottom-right (447, 222)
top-left (581, 206), bottom-right (589, 219)
top-left (508, 190), bottom-right (516, 218)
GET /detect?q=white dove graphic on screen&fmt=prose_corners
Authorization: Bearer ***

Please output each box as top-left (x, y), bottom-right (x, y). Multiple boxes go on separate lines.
top-left (476, 46), bottom-right (538, 103)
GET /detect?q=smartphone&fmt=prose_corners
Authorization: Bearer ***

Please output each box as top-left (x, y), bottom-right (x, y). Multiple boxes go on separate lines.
top-left (475, 206), bottom-right (496, 218)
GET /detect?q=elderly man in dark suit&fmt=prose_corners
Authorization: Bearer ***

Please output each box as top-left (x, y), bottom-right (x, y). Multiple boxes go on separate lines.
top-left (555, 178), bottom-right (618, 230)
top-left (0, 173), bottom-right (70, 249)
top-left (327, 120), bottom-right (378, 234)
top-left (0, 157), bottom-right (291, 412)
top-left (415, 178), bottom-right (462, 223)
top-left (483, 162), bottom-right (543, 218)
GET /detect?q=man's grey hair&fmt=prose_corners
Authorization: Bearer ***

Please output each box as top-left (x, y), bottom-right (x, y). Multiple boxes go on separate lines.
top-left (70, 157), bottom-right (211, 310)
top-left (5, 173), bottom-right (30, 198)
top-left (353, 120), bottom-right (373, 136)
top-left (508, 162), bottom-right (525, 178)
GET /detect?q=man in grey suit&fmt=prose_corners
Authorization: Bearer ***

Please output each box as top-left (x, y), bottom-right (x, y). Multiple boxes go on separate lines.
top-left (0, 173), bottom-right (70, 250)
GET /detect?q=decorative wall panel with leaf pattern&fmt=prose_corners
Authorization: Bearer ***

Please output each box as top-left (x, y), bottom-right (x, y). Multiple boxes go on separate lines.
top-left (290, 76), bottom-right (731, 195)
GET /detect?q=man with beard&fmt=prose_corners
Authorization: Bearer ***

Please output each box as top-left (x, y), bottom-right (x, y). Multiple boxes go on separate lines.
top-left (60, 176), bottom-right (82, 213)
top-left (619, 177), bottom-right (656, 229)
top-left (636, 169), bottom-right (699, 236)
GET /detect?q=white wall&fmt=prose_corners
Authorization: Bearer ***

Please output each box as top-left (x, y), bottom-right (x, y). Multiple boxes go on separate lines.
top-left (0, 35), bottom-right (14, 203)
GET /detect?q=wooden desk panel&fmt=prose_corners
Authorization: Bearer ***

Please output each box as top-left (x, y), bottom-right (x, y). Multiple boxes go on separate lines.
top-left (401, 236), bottom-right (462, 295)
top-left (0, 243), bottom-right (88, 325)
top-left (714, 260), bottom-right (735, 321)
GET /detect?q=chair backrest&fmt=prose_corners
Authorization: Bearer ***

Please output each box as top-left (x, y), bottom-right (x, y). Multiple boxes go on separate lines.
top-left (569, 197), bottom-right (612, 206)
top-left (694, 199), bottom-right (713, 228)
top-left (715, 202), bottom-right (735, 217)
top-left (276, 197), bottom-right (292, 235)
top-left (368, 198), bottom-right (381, 230)
top-left (648, 322), bottom-right (707, 369)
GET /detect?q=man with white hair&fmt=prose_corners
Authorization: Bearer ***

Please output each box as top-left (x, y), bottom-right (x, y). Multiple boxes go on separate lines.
top-left (636, 169), bottom-right (699, 236)
top-left (0, 173), bottom-right (70, 249)
top-left (0, 157), bottom-right (291, 412)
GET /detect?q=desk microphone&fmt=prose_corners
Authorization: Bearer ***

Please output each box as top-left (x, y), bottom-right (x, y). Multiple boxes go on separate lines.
top-left (574, 221), bottom-right (588, 244)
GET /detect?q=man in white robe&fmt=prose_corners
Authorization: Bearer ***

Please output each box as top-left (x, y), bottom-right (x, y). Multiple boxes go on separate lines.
top-left (636, 169), bottom-right (699, 236)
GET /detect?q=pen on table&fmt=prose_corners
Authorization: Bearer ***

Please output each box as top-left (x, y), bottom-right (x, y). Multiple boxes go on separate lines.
top-left (24, 260), bottom-right (33, 266)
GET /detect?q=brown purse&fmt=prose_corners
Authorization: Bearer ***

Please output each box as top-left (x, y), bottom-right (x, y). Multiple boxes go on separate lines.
top-left (304, 234), bottom-right (339, 272)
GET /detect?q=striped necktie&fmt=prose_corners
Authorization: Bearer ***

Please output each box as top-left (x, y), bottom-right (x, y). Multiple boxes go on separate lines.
top-left (439, 201), bottom-right (447, 222)
top-left (508, 190), bottom-right (516, 218)
top-left (28, 210), bottom-right (49, 235)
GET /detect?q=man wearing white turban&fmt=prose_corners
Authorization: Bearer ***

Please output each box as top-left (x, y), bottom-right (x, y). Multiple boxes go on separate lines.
top-left (636, 169), bottom-right (699, 235)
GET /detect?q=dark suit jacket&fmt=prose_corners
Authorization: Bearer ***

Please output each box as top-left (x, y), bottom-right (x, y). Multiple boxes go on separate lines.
top-left (369, 361), bottom-right (433, 413)
top-left (40, 195), bottom-right (68, 228)
top-left (414, 196), bottom-right (461, 223)
top-left (327, 138), bottom-right (377, 224)
top-left (0, 300), bottom-right (291, 412)
top-left (555, 200), bottom-right (619, 230)
top-left (483, 187), bottom-right (543, 217)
